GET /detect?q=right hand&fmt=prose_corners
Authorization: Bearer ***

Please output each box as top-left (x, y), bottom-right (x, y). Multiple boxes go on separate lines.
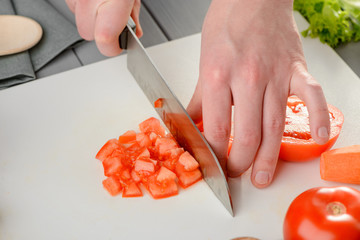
top-left (65, 0), bottom-right (142, 56)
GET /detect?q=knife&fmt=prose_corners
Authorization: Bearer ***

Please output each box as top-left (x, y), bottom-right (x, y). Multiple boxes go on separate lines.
top-left (119, 18), bottom-right (233, 217)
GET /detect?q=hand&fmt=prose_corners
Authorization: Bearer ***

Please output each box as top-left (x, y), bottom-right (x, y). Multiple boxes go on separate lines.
top-left (187, 0), bottom-right (330, 188)
top-left (65, 0), bottom-right (142, 56)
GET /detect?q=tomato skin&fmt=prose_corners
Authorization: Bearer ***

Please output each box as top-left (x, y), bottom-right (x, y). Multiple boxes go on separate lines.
top-left (283, 186), bottom-right (360, 240)
top-left (279, 96), bottom-right (344, 162)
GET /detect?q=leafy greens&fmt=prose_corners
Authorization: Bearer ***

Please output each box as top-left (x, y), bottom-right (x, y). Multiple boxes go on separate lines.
top-left (294, 0), bottom-right (360, 47)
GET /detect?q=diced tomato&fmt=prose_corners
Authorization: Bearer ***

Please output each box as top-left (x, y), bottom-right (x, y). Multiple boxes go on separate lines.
top-left (96, 139), bottom-right (119, 161)
top-left (155, 137), bottom-right (179, 159)
top-left (131, 169), bottom-right (141, 183)
top-left (139, 117), bottom-right (166, 137)
top-left (178, 151), bottom-right (199, 171)
top-left (97, 117), bottom-right (204, 199)
top-left (154, 98), bottom-right (164, 108)
top-left (102, 156), bottom-right (123, 177)
top-left (102, 176), bottom-right (122, 196)
top-left (156, 166), bottom-right (177, 182)
top-left (175, 163), bottom-right (202, 188)
top-left (122, 182), bottom-right (143, 197)
top-left (169, 148), bottom-right (184, 159)
top-left (134, 159), bottom-right (155, 174)
top-left (137, 148), bottom-right (150, 159)
top-left (118, 130), bottom-right (137, 144)
top-left (136, 132), bottom-right (152, 148)
top-left (147, 175), bottom-right (178, 199)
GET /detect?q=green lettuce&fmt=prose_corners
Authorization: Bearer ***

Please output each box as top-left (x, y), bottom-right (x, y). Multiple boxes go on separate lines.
top-left (294, 0), bottom-right (360, 47)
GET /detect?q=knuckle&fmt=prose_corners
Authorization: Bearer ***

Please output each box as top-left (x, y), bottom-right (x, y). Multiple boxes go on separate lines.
top-left (265, 117), bottom-right (284, 135)
top-left (201, 66), bottom-right (229, 90)
top-left (236, 128), bottom-right (261, 148)
top-left (206, 125), bottom-right (230, 143)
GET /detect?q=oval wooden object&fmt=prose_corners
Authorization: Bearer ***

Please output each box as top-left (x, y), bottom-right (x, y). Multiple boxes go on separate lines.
top-left (0, 15), bottom-right (43, 56)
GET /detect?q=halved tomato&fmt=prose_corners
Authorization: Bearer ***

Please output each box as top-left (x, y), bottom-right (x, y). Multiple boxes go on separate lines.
top-left (279, 96), bottom-right (344, 162)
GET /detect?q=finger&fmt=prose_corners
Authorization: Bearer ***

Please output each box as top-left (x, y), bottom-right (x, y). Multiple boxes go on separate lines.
top-left (227, 79), bottom-right (264, 177)
top-left (74, 0), bottom-right (99, 40)
top-left (290, 64), bottom-right (330, 145)
top-left (95, 0), bottom-right (134, 56)
top-left (131, 0), bottom-right (143, 38)
top-left (65, 0), bottom-right (76, 13)
top-left (186, 79), bottom-right (203, 124)
top-left (251, 85), bottom-right (287, 188)
top-left (202, 71), bottom-right (232, 170)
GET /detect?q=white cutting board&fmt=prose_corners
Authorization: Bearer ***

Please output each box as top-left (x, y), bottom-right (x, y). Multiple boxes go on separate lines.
top-left (0, 12), bottom-right (359, 240)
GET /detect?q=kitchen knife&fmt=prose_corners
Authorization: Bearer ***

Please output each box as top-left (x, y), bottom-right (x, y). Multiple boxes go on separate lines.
top-left (120, 18), bottom-right (233, 217)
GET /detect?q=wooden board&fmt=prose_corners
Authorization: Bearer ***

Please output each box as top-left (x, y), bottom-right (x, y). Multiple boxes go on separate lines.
top-left (0, 12), bottom-right (359, 240)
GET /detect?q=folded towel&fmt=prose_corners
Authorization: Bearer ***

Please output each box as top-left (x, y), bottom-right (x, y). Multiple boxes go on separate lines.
top-left (0, 0), bottom-right (83, 89)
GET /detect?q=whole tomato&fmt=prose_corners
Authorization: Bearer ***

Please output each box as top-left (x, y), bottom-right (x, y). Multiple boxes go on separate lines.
top-left (283, 186), bottom-right (360, 240)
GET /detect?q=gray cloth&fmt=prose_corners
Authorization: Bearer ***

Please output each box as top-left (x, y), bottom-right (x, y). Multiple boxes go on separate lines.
top-left (0, 0), bottom-right (83, 89)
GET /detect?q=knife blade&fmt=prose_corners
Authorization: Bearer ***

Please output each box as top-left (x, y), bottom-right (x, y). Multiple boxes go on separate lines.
top-left (120, 18), bottom-right (233, 217)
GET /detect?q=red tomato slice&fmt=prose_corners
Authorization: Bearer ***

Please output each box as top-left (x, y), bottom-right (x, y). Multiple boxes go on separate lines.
top-left (279, 96), bottom-right (344, 162)
top-left (283, 186), bottom-right (360, 240)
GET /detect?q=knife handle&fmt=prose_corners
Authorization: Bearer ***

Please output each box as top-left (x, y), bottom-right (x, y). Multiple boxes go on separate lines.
top-left (119, 17), bottom-right (136, 50)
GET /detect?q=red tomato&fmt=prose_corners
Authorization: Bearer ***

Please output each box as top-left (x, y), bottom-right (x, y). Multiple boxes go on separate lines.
top-left (96, 117), bottom-right (203, 199)
top-left (279, 96), bottom-right (344, 162)
top-left (283, 186), bottom-right (360, 240)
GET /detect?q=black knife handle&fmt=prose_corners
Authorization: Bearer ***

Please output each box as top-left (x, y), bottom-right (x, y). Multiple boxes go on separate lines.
top-left (119, 17), bottom-right (136, 50)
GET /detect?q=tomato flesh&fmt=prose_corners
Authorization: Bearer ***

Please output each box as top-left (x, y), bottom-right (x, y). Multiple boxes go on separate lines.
top-left (279, 96), bottom-right (344, 162)
top-left (96, 117), bottom-right (203, 199)
top-left (283, 186), bottom-right (360, 240)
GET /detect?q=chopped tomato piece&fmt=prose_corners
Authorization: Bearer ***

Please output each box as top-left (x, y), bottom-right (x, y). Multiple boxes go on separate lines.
top-left (102, 176), bottom-right (122, 196)
top-left (154, 98), bottom-right (164, 108)
top-left (155, 137), bottom-right (179, 159)
top-left (118, 130), bottom-right (137, 144)
top-left (102, 156), bottom-right (123, 177)
top-left (156, 166), bottom-right (177, 182)
top-left (139, 117), bottom-right (166, 137)
top-left (136, 132), bottom-right (152, 148)
top-left (96, 139), bottom-right (119, 161)
top-left (134, 159), bottom-right (155, 174)
top-left (178, 151), bottom-right (199, 171)
top-left (122, 182), bottom-right (143, 197)
top-left (97, 117), bottom-right (204, 199)
top-left (147, 175), bottom-right (178, 199)
top-left (175, 163), bottom-right (202, 188)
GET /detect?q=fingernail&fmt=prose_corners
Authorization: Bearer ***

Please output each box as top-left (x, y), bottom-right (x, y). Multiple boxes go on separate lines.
top-left (318, 126), bottom-right (329, 139)
top-left (255, 171), bottom-right (270, 185)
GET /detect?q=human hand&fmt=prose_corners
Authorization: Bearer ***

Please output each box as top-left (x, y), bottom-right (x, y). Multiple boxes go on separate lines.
top-left (187, 0), bottom-right (330, 188)
top-left (65, 0), bottom-right (142, 56)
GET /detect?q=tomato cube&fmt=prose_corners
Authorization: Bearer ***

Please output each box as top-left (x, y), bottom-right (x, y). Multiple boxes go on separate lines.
top-left (175, 163), bottom-right (202, 188)
top-left (178, 151), bottom-right (199, 171)
top-left (156, 166), bottom-right (177, 182)
top-left (96, 139), bottom-right (120, 161)
top-left (148, 176), bottom-right (178, 199)
top-left (102, 156), bottom-right (123, 177)
top-left (136, 132), bottom-right (152, 148)
top-left (139, 117), bottom-right (166, 137)
top-left (122, 182), bottom-right (143, 197)
top-left (155, 137), bottom-right (179, 158)
top-left (102, 176), bottom-right (122, 196)
top-left (134, 159), bottom-right (155, 174)
top-left (119, 130), bottom-right (137, 144)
